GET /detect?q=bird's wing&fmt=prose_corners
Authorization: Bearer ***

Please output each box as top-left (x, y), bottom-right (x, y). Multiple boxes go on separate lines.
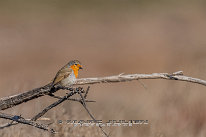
top-left (51, 66), bottom-right (73, 86)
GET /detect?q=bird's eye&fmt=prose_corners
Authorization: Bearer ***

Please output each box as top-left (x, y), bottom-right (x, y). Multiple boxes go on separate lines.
top-left (75, 63), bottom-right (77, 66)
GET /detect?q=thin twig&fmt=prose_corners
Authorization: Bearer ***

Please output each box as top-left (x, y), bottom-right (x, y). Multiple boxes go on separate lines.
top-left (0, 87), bottom-right (94, 132)
top-left (0, 121), bottom-right (18, 129)
top-left (48, 93), bottom-right (95, 102)
top-left (137, 80), bottom-right (148, 89)
top-left (84, 86), bottom-right (90, 99)
top-left (77, 87), bottom-right (109, 137)
top-left (0, 112), bottom-right (55, 133)
top-left (31, 88), bottom-right (78, 121)
top-left (80, 102), bottom-right (109, 137)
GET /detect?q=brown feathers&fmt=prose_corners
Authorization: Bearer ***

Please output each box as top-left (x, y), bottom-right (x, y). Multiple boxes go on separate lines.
top-left (52, 65), bottom-right (73, 86)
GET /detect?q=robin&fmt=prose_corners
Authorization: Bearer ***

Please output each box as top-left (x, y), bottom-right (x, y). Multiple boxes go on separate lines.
top-left (50, 60), bottom-right (83, 90)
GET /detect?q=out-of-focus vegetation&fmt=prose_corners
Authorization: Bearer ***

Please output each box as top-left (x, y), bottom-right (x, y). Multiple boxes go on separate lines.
top-left (0, 0), bottom-right (206, 137)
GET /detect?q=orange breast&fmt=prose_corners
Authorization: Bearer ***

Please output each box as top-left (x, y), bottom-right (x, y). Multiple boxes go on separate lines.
top-left (70, 65), bottom-right (78, 78)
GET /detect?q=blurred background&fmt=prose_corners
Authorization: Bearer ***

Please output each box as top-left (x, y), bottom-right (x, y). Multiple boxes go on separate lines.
top-left (1, 0), bottom-right (206, 136)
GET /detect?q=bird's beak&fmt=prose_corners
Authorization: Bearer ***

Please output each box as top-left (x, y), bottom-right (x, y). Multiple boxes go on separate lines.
top-left (79, 66), bottom-right (83, 69)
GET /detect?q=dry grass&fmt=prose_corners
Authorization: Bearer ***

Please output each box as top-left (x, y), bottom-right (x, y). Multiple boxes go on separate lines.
top-left (0, 1), bottom-right (206, 137)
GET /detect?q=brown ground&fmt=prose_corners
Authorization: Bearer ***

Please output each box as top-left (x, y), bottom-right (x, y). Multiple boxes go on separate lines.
top-left (0, 0), bottom-right (206, 137)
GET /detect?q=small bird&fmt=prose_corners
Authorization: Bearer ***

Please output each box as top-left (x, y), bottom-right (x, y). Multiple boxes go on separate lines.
top-left (50, 60), bottom-right (83, 89)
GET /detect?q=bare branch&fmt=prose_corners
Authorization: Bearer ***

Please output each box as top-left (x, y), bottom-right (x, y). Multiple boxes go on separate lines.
top-left (31, 88), bottom-right (79, 121)
top-left (48, 94), bottom-right (95, 102)
top-left (0, 71), bottom-right (206, 110)
top-left (84, 86), bottom-right (90, 99)
top-left (77, 87), bottom-right (109, 137)
top-left (0, 112), bottom-right (55, 133)
top-left (0, 84), bottom-right (52, 110)
top-left (0, 88), bottom-right (88, 133)
top-left (75, 71), bottom-right (206, 86)
top-left (0, 121), bottom-right (18, 129)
